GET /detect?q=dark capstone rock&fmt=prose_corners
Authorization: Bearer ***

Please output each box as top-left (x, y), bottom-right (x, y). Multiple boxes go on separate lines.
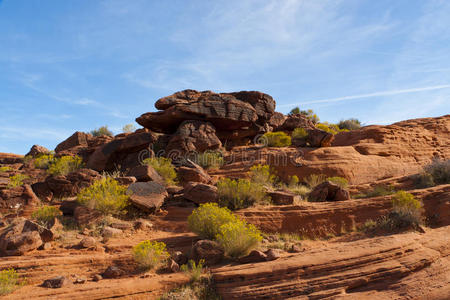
top-left (102, 266), bottom-right (123, 279)
top-left (42, 276), bottom-right (69, 288)
top-left (182, 182), bottom-right (217, 204)
top-left (308, 181), bottom-right (350, 202)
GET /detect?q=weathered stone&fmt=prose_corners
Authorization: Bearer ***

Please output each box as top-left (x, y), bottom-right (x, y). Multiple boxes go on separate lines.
top-left (92, 274), bottom-right (102, 281)
top-left (268, 191), bottom-right (300, 205)
top-left (309, 181), bottom-right (350, 202)
top-left (133, 219), bottom-right (154, 231)
top-left (166, 185), bottom-right (184, 195)
top-left (126, 165), bottom-right (163, 183)
top-left (45, 168), bottom-right (101, 198)
top-left (114, 176), bottom-right (137, 185)
top-left (307, 128), bottom-right (334, 147)
top-left (177, 162), bottom-right (212, 186)
top-left (183, 182), bottom-right (217, 204)
top-left (169, 259), bottom-right (180, 273)
top-left (172, 251), bottom-right (188, 266)
top-left (192, 240), bottom-right (224, 266)
top-left (74, 206), bottom-right (102, 226)
top-left (265, 248), bottom-right (281, 261)
top-left (238, 250), bottom-right (268, 264)
top-left (31, 182), bottom-right (53, 202)
top-left (102, 226), bottom-right (122, 238)
top-left (102, 266), bottom-right (123, 279)
top-left (42, 276), bottom-right (69, 288)
top-left (79, 237), bottom-right (96, 248)
top-left (55, 131), bottom-right (90, 153)
top-left (166, 120), bottom-right (222, 154)
top-left (0, 184), bottom-right (40, 213)
top-left (26, 145), bottom-right (50, 157)
top-left (127, 182), bottom-right (168, 212)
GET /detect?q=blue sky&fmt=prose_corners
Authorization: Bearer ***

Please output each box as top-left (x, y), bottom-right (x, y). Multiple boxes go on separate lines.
top-left (1, 0), bottom-right (449, 154)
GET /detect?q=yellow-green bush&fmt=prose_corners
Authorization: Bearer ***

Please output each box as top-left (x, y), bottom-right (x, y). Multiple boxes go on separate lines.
top-left (249, 164), bottom-right (276, 186)
top-left (7, 174), bottom-right (29, 188)
top-left (47, 155), bottom-right (83, 176)
top-left (195, 151), bottom-right (224, 170)
top-left (262, 132), bottom-right (291, 147)
top-left (31, 206), bottom-right (61, 227)
top-left (316, 123), bottom-right (339, 135)
top-left (132, 240), bottom-right (169, 270)
top-left (326, 176), bottom-right (348, 188)
top-left (77, 177), bottom-right (129, 215)
top-left (0, 166), bottom-right (12, 173)
top-left (188, 203), bottom-right (237, 240)
top-left (217, 178), bottom-right (269, 210)
top-left (143, 157), bottom-right (177, 185)
top-left (181, 259), bottom-right (205, 283)
top-left (0, 268), bottom-right (20, 295)
top-left (291, 128), bottom-right (308, 139)
top-left (215, 219), bottom-right (262, 258)
top-left (286, 175), bottom-right (311, 197)
top-left (34, 154), bottom-right (55, 169)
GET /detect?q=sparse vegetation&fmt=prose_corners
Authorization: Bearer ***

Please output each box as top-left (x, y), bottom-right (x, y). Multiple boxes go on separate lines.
top-left (249, 164), bottom-right (276, 186)
top-left (34, 153), bottom-right (55, 169)
top-left (90, 126), bottom-right (113, 137)
top-left (195, 151), bottom-right (224, 170)
top-left (285, 175), bottom-right (311, 198)
top-left (0, 166), bottom-right (12, 173)
top-left (355, 185), bottom-right (395, 199)
top-left (47, 155), bottom-right (83, 176)
top-left (303, 174), bottom-right (326, 188)
top-left (188, 203), bottom-right (237, 240)
top-left (326, 176), bottom-right (348, 188)
top-left (132, 240), bottom-right (169, 270)
top-left (423, 158), bottom-right (450, 185)
top-left (338, 118), bottom-right (361, 131)
top-left (143, 157), bottom-right (177, 185)
top-left (77, 177), bottom-right (129, 215)
top-left (289, 107), bottom-right (320, 123)
top-left (291, 127), bottom-right (308, 139)
top-left (316, 122), bottom-right (344, 135)
top-left (31, 206), bottom-right (61, 227)
top-left (0, 268), bottom-right (21, 296)
top-left (262, 132), bottom-right (291, 147)
top-left (122, 123), bottom-right (136, 133)
top-left (217, 178), bottom-right (270, 210)
top-left (181, 259), bottom-right (205, 283)
top-left (216, 219), bottom-right (262, 258)
top-left (7, 174), bottom-right (29, 188)
top-left (413, 172), bottom-right (435, 188)
top-left (159, 276), bottom-right (220, 300)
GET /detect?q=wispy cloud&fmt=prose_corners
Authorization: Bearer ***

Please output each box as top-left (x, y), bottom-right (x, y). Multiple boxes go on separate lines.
top-left (279, 84), bottom-right (450, 107)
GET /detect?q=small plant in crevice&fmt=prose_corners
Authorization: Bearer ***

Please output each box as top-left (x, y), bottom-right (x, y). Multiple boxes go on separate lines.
top-left (181, 259), bottom-right (205, 283)
top-left (31, 206), bottom-right (61, 228)
top-left (143, 157), bottom-right (177, 185)
top-left (195, 151), bottom-right (224, 170)
top-left (7, 174), bottom-right (29, 188)
top-left (132, 240), bottom-right (170, 271)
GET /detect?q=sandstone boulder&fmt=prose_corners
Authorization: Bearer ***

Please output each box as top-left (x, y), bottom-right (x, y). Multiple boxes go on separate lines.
top-left (276, 114), bottom-right (315, 132)
top-left (126, 165), bottom-right (163, 183)
top-left (26, 145), bottom-right (50, 157)
top-left (238, 250), bottom-right (267, 264)
top-left (127, 182), bottom-right (168, 212)
top-left (182, 182), bottom-right (218, 204)
top-left (55, 131), bottom-right (90, 153)
top-left (307, 128), bottom-right (334, 147)
top-left (177, 161), bottom-right (212, 185)
top-left (42, 276), bottom-right (69, 288)
top-left (308, 181), bottom-right (350, 202)
top-left (0, 184), bottom-right (40, 215)
top-left (45, 168), bottom-right (101, 198)
top-left (192, 240), bottom-right (224, 266)
top-left (268, 191), bottom-right (300, 205)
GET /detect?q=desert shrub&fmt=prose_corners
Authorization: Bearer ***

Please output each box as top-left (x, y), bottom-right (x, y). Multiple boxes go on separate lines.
top-left (215, 219), bottom-right (262, 258)
top-left (90, 126), bottom-right (113, 137)
top-left (355, 185), bottom-right (395, 198)
top-left (424, 158), bottom-right (450, 185)
top-left (316, 123), bottom-right (342, 135)
top-left (122, 123), bottom-right (136, 133)
top-left (47, 155), bottom-right (83, 176)
top-left (338, 118), bottom-right (361, 131)
top-left (285, 175), bottom-right (310, 198)
top-left (326, 176), bottom-right (348, 188)
top-left (160, 277), bottom-right (219, 300)
top-left (291, 128), bottom-right (308, 139)
top-left (76, 177), bottom-right (129, 215)
top-left (289, 107), bottom-right (320, 123)
top-left (132, 240), bottom-right (169, 270)
top-left (303, 174), bottom-right (326, 188)
top-left (378, 191), bottom-right (423, 231)
top-left (289, 107), bottom-right (301, 115)
top-left (360, 219), bottom-right (377, 232)
top-left (249, 164), bottom-right (276, 186)
top-left (217, 178), bottom-right (269, 210)
top-left (188, 203), bottom-right (237, 240)
top-left (0, 166), bottom-right (12, 173)
top-left (195, 151), bottom-right (224, 170)
top-left (0, 268), bottom-right (21, 295)
top-left (7, 174), bottom-right (29, 188)
top-left (181, 259), bottom-right (205, 283)
top-left (262, 132), bottom-right (291, 147)
top-left (34, 154), bottom-right (55, 169)
top-left (31, 206), bottom-right (61, 227)
top-left (413, 172), bottom-right (435, 188)
top-left (143, 157), bottom-right (177, 185)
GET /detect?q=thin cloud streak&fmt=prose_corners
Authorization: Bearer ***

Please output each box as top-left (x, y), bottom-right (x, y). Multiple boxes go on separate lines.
top-left (279, 84), bottom-right (450, 107)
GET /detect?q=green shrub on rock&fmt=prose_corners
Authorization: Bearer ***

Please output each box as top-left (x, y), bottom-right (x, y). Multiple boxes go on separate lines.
top-left (31, 206), bottom-right (61, 227)
top-left (143, 157), bottom-right (177, 185)
top-left (132, 240), bottom-right (169, 270)
top-left (90, 126), bottom-right (113, 137)
top-left (34, 154), bottom-right (55, 169)
top-left (47, 155), bottom-right (83, 176)
top-left (291, 128), bottom-right (308, 139)
top-left (217, 178), bottom-right (269, 210)
top-left (7, 174), bottom-right (29, 188)
top-left (215, 219), bottom-right (262, 258)
top-left (262, 132), bottom-right (291, 147)
top-left (188, 203), bottom-right (237, 240)
top-left (77, 177), bottom-right (129, 215)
